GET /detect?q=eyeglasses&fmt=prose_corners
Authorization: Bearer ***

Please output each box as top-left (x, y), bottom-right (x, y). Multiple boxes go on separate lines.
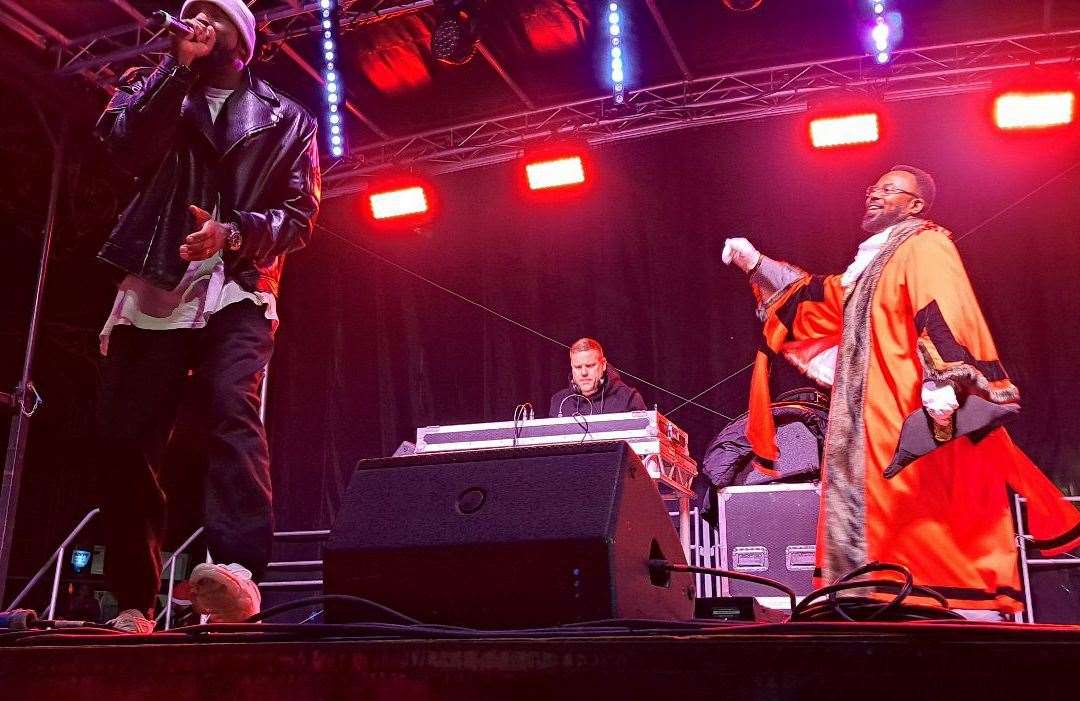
top-left (866, 185), bottom-right (919, 198)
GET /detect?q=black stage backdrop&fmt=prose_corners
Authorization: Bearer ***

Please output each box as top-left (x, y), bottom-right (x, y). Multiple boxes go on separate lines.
top-left (2, 89), bottom-right (1079, 589)
top-left (268, 91), bottom-right (1080, 532)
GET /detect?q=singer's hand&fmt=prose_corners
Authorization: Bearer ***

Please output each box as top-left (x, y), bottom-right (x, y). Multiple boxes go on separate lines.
top-left (721, 237), bottom-right (761, 273)
top-left (180, 205), bottom-right (227, 261)
top-left (173, 15), bottom-right (215, 68)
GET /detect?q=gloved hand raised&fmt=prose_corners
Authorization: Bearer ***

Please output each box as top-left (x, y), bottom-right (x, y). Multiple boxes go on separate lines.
top-left (721, 237), bottom-right (762, 273)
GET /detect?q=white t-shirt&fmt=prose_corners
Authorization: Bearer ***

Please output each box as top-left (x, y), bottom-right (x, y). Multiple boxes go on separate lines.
top-left (99, 86), bottom-right (277, 355)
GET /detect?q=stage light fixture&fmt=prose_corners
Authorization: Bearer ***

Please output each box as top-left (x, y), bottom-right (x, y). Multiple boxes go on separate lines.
top-left (320, 0), bottom-right (346, 158)
top-left (871, 20), bottom-right (889, 52)
top-left (432, 0), bottom-right (487, 65)
top-left (722, 0), bottom-right (764, 10)
top-left (71, 549), bottom-right (92, 574)
top-left (369, 186), bottom-right (430, 220)
top-left (607, 2), bottom-right (627, 104)
top-left (525, 155), bottom-right (587, 191)
top-left (994, 91), bottom-right (1075, 130)
top-left (862, 0), bottom-right (901, 64)
top-left (809, 112), bottom-right (880, 148)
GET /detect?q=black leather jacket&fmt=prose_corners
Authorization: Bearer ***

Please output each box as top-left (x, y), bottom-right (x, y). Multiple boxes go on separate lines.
top-left (95, 55), bottom-right (321, 295)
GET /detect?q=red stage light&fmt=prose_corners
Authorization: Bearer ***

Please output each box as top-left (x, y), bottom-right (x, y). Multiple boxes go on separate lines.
top-left (809, 113), bottom-right (880, 148)
top-left (525, 155), bottom-right (586, 190)
top-left (369, 185), bottom-right (429, 220)
top-left (994, 91), bottom-right (1075, 130)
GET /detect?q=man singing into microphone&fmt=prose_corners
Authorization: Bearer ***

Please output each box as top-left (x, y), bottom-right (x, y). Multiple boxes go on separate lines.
top-left (93, 1), bottom-right (320, 632)
top-left (549, 338), bottom-right (646, 417)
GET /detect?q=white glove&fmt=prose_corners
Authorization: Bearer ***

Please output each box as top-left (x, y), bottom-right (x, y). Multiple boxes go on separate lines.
top-left (922, 380), bottom-right (959, 426)
top-left (722, 237), bottom-right (762, 273)
top-left (805, 346), bottom-right (838, 388)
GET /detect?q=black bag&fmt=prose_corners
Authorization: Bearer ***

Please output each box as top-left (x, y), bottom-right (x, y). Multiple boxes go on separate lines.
top-left (699, 388), bottom-right (829, 490)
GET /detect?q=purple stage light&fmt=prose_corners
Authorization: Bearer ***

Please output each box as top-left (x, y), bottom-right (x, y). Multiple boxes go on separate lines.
top-left (863, 1), bottom-right (901, 65)
top-left (607, 2), bottom-right (626, 105)
top-left (871, 20), bottom-right (889, 52)
top-left (320, 0), bottom-right (346, 158)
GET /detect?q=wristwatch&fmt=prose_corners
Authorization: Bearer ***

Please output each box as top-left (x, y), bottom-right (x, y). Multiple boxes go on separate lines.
top-left (224, 222), bottom-right (243, 252)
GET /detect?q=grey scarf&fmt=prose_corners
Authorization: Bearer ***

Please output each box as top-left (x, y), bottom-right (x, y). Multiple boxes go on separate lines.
top-left (820, 217), bottom-right (929, 582)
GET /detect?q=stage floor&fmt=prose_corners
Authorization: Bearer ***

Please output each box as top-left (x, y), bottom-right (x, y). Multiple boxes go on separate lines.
top-left (2, 621), bottom-right (1079, 700)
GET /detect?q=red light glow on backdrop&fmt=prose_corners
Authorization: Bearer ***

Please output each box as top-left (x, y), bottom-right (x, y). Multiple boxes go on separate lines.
top-left (520, 2), bottom-right (588, 54)
top-left (356, 15), bottom-right (434, 94)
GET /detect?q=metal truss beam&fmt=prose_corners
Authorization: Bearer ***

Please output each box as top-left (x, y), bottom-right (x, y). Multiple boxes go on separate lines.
top-left (0, 0), bottom-right (69, 46)
top-left (320, 29), bottom-right (1080, 198)
top-left (0, 0), bottom-right (116, 90)
top-left (105, 0), bottom-right (147, 24)
top-left (277, 41), bottom-right (389, 138)
top-left (478, 42), bottom-right (534, 109)
top-left (0, 8), bottom-right (47, 50)
top-left (644, 0), bottom-right (691, 81)
top-left (54, 0), bottom-right (432, 77)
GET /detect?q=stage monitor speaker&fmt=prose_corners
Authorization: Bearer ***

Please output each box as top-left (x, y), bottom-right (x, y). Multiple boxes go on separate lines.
top-left (324, 441), bottom-right (694, 628)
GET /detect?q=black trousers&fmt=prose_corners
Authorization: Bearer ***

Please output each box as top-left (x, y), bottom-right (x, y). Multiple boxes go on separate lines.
top-left (96, 301), bottom-right (275, 614)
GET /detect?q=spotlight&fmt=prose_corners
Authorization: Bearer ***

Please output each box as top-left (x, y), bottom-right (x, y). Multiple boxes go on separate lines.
top-left (994, 91), bottom-right (1075, 130)
top-left (809, 112), bottom-right (880, 148)
top-left (861, 1), bottom-right (902, 64)
top-left (871, 20), bottom-right (889, 52)
top-left (70, 549), bottom-right (92, 574)
top-left (520, 143), bottom-right (592, 197)
top-left (525, 155), bottom-right (586, 191)
top-left (722, 0), bottom-right (764, 10)
top-left (607, 2), bottom-right (627, 104)
top-left (431, 0), bottom-right (487, 65)
top-left (365, 174), bottom-right (438, 227)
top-left (370, 186), bottom-right (429, 220)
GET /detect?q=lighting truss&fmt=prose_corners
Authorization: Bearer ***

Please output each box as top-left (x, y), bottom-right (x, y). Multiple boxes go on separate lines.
top-left (51, 1), bottom-right (434, 79)
top-left (321, 28), bottom-right (1080, 198)
top-left (36, 7), bottom-right (1080, 199)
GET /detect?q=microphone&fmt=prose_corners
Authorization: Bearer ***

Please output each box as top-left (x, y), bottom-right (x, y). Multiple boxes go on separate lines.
top-left (149, 10), bottom-right (197, 39)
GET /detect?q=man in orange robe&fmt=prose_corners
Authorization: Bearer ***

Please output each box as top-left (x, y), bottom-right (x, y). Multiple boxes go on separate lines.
top-left (723, 165), bottom-right (1080, 614)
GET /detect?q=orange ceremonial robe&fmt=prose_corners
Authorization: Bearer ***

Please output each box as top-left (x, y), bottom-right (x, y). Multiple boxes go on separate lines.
top-left (746, 220), bottom-right (1080, 612)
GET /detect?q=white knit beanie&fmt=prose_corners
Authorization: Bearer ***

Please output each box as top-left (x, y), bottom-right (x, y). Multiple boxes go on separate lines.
top-left (180, 0), bottom-right (257, 66)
